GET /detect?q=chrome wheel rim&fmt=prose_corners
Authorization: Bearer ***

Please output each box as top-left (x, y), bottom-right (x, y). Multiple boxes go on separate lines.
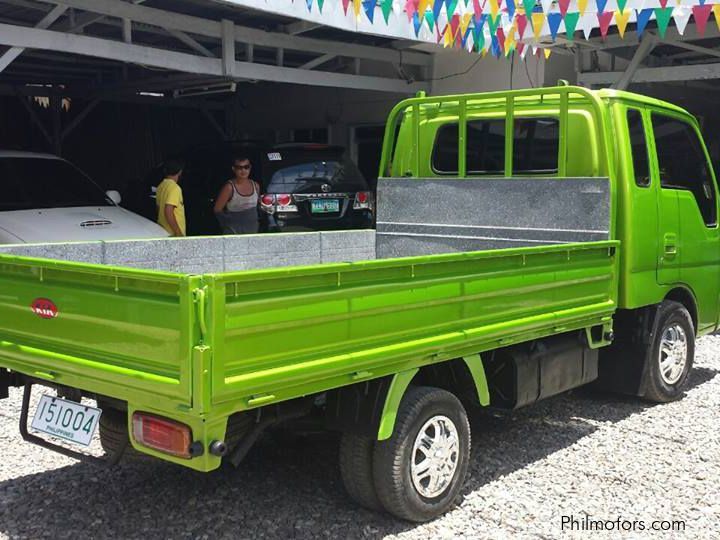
top-left (659, 323), bottom-right (688, 385)
top-left (410, 415), bottom-right (460, 498)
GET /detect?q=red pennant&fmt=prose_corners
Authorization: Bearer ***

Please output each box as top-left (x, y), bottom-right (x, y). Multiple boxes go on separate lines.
top-left (597, 11), bottom-right (613, 39)
top-left (516, 14), bottom-right (528, 40)
top-left (342, 0), bottom-right (351, 14)
top-left (693, 5), bottom-right (713, 36)
top-left (658, 0), bottom-right (668, 7)
top-left (450, 13), bottom-right (461, 38)
top-left (517, 42), bottom-right (525, 56)
top-left (405, 0), bottom-right (418, 21)
top-left (558, 0), bottom-right (570, 16)
top-left (497, 27), bottom-right (506, 53)
top-left (473, 0), bottom-right (483, 18)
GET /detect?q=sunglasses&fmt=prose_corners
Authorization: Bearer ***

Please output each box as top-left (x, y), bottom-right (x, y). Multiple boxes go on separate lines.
top-left (234, 164), bottom-right (251, 170)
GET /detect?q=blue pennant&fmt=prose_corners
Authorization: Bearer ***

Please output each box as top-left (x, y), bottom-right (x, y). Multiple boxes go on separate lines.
top-left (306, 0), bottom-right (313, 11)
top-left (475, 13), bottom-right (488, 29)
top-left (461, 25), bottom-right (473, 47)
top-left (547, 12), bottom-right (562, 41)
top-left (433, 0), bottom-right (444, 22)
top-left (363, 0), bottom-right (375, 23)
top-left (413, 12), bottom-right (422, 36)
top-left (595, 0), bottom-right (608, 13)
top-left (635, 8), bottom-right (654, 38)
top-left (506, 0), bottom-right (516, 20)
top-left (491, 36), bottom-right (501, 57)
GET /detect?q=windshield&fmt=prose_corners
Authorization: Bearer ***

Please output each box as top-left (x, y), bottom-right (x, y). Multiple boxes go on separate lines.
top-left (0, 157), bottom-right (111, 211)
top-left (266, 150), bottom-right (368, 190)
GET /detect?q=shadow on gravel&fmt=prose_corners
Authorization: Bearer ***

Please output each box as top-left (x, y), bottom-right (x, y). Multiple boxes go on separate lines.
top-left (0, 367), bottom-right (716, 540)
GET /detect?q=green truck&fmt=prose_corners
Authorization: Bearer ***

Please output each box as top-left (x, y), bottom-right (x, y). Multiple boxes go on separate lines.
top-left (0, 86), bottom-right (717, 522)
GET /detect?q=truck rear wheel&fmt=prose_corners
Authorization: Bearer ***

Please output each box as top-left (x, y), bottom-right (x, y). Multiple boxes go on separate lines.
top-left (339, 433), bottom-right (382, 510)
top-left (98, 406), bottom-right (145, 460)
top-left (372, 386), bottom-right (471, 522)
top-left (644, 300), bottom-right (695, 402)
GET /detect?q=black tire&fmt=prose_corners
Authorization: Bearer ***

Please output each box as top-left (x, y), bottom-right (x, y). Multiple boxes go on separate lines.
top-left (339, 433), bottom-right (382, 511)
top-left (372, 386), bottom-right (471, 522)
top-left (643, 300), bottom-right (695, 403)
top-left (98, 407), bottom-right (145, 460)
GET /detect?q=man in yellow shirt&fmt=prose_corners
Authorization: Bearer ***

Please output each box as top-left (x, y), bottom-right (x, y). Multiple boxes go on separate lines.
top-left (156, 159), bottom-right (186, 236)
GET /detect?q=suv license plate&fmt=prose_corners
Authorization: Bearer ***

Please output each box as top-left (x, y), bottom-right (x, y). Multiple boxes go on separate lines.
top-left (311, 199), bottom-right (340, 213)
top-left (31, 394), bottom-right (101, 447)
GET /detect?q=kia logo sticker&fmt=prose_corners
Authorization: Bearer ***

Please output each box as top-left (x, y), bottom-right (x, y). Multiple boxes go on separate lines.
top-left (31, 298), bottom-right (58, 319)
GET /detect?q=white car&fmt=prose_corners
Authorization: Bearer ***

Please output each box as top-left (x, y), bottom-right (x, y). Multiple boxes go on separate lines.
top-left (0, 151), bottom-right (168, 244)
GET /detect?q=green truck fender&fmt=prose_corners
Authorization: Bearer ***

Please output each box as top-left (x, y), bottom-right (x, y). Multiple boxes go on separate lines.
top-left (376, 354), bottom-right (490, 440)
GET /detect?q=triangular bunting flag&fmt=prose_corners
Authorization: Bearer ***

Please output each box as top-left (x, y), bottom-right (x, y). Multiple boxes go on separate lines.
top-left (497, 27), bottom-right (506, 53)
top-left (305, 0), bottom-right (313, 12)
top-left (615, 9), bottom-right (631, 37)
top-left (461, 23), bottom-right (473, 47)
top-left (558, 0), bottom-right (570, 16)
top-left (522, 0), bottom-right (535, 16)
top-left (342, 0), bottom-right (352, 15)
top-left (714, 5), bottom-right (720, 33)
top-left (636, 8), bottom-right (654, 38)
top-left (380, 0), bottom-right (390, 21)
top-left (654, 7), bottom-right (673, 37)
top-left (617, 0), bottom-right (627, 13)
top-left (693, 5), bottom-right (712, 36)
top-left (547, 12), bottom-right (562, 40)
top-left (544, 48), bottom-right (551, 59)
top-left (598, 11), bottom-right (614, 39)
top-left (489, 0), bottom-right (499, 17)
top-left (531, 12), bottom-right (545, 40)
top-left (353, 0), bottom-right (362, 18)
top-left (413, 11), bottom-right (423, 33)
top-left (659, 0), bottom-right (668, 8)
top-left (450, 13), bottom-right (461, 37)
top-left (564, 11), bottom-right (579, 41)
top-left (363, 0), bottom-right (376, 22)
top-left (506, 0), bottom-right (516, 19)
top-left (596, 0), bottom-right (608, 14)
top-left (425, 9), bottom-right (436, 30)
top-left (488, 12), bottom-right (502, 34)
top-left (580, 12), bottom-right (595, 40)
top-left (491, 35), bottom-right (501, 57)
top-left (406, 0), bottom-right (418, 21)
top-left (674, 7), bottom-right (691, 35)
top-left (318, 0), bottom-right (326, 11)
top-left (433, 0), bottom-right (444, 22)
top-left (473, 0), bottom-right (482, 18)
top-left (461, 12), bottom-right (472, 35)
top-left (446, 0), bottom-right (459, 17)
top-left (473, 25), bottom-right (485, 51)
top-left (516, 13), bottom-right (528, 39)
top-left (418, 0), bottom-right (431, 15)
top-left (577, 0), bottom-right (588, 15)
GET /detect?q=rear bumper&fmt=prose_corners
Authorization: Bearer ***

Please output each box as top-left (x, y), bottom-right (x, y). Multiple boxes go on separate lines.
top-left (273, 209), bottom-right (373, 231)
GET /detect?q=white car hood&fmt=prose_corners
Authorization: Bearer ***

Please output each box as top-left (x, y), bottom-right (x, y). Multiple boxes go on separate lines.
top-left (0, 206), bottom-right (168, 244)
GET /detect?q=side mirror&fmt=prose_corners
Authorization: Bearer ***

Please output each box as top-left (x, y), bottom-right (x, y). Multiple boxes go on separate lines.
top-left (106, 190), bottom-right (122, 205)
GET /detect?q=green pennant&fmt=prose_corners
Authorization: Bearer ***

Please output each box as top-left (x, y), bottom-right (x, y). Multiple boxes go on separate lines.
top-left (488, 13), bottom-right (501, 34)
top-left (474, 27), bottom-right (485, 52)
top-left (654, 7), bottom-right (673, 38)
top-left (523, 0), bottom-right (535, 17)
top-left (446, 0), bottom-right (459, 17)
top-left (563, 11), bottom-right (579, 41)
top-left (425, 10), bottom-right (435, 31)
top-left (616, 0), bottom-right (627, 13)
top-left (380, 0), bottom-right (393, 23)
top-left (317, 0), bottom-right (325, 11)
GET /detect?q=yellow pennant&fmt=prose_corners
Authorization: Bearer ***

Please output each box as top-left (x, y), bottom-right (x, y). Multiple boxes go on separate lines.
top-left (615, 9), bottom-right (631, 38)
top-left (544, 48), bottom-right (552, 59)
top-left (489, 0), bottom-right (499, 17)
top-left (418, 0), bottom-right (430, 17)
top-left (461, 13), bottom-right (472, 36)
top-left (714, 4), bottom-right (720, 31)
top-left (505, 31), bottom-right (516, 55)
top-left (577, 0), bottom-right (589, 15)
top-left (353, 0), bottom-right (362, 18)
top-left (532, 12), bottom-right (545, 41)
top-left (443, 25), bottom-right (453, 47)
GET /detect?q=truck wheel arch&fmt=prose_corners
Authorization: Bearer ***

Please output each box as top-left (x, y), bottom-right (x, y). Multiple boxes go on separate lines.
top-left (665, 286), bottom-right (698, 334)
top-left (377, 355), bottom-right (490, 440)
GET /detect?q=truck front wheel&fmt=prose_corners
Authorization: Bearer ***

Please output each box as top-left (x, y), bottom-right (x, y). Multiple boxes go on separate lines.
top-left (372, 386), bottom-right (471, 522)
top-left (644, 300), bottom-right (695, 402)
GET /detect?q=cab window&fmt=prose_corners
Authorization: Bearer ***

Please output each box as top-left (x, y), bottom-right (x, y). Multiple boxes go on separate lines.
top-left (652, 114), bottom-right (717, 226)
top-left (627, 109), bottom-right (650, 187)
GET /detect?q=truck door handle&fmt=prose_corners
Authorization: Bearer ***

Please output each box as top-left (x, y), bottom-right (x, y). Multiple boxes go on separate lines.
top-left (663, 234), bottom-right (678, 259)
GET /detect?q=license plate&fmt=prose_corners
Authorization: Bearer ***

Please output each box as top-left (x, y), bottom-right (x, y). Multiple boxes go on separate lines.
top-left (31, 394), bottom-right (102, 447)
top-left (311, 199), bottom-right (340, 213)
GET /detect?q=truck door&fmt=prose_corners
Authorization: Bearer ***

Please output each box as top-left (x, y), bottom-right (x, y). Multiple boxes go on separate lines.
top-left (650, 112), bottom-right (720, 331)
top-left (649, 115), bottom-right (681, 285)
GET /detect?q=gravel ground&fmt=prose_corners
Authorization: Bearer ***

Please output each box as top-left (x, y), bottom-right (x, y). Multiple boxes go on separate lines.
top-left (1, 337), bottom-right (719, 540)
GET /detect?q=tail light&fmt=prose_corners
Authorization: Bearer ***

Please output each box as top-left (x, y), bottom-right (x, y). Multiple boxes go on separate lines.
top-left (132, 412), bottom-right (193, 459)
top-left (275, 193), bottom-right (298, 212)
top-left (260, 194), bottom-right (275, 214)
top-left (353, 191), bottom-right (373, 210)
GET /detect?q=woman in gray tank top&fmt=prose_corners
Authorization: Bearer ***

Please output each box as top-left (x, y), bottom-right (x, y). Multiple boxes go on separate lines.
top-left (213, 156), bottom-right (261, 234)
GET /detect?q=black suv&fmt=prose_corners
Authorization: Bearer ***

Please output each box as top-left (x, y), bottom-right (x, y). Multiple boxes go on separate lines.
top-left (260, 144), bottom-right (374, 232)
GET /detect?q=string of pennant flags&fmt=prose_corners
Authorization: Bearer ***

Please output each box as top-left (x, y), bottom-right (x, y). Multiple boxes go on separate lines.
top-left (299, 0), bottom-right (720, 58)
